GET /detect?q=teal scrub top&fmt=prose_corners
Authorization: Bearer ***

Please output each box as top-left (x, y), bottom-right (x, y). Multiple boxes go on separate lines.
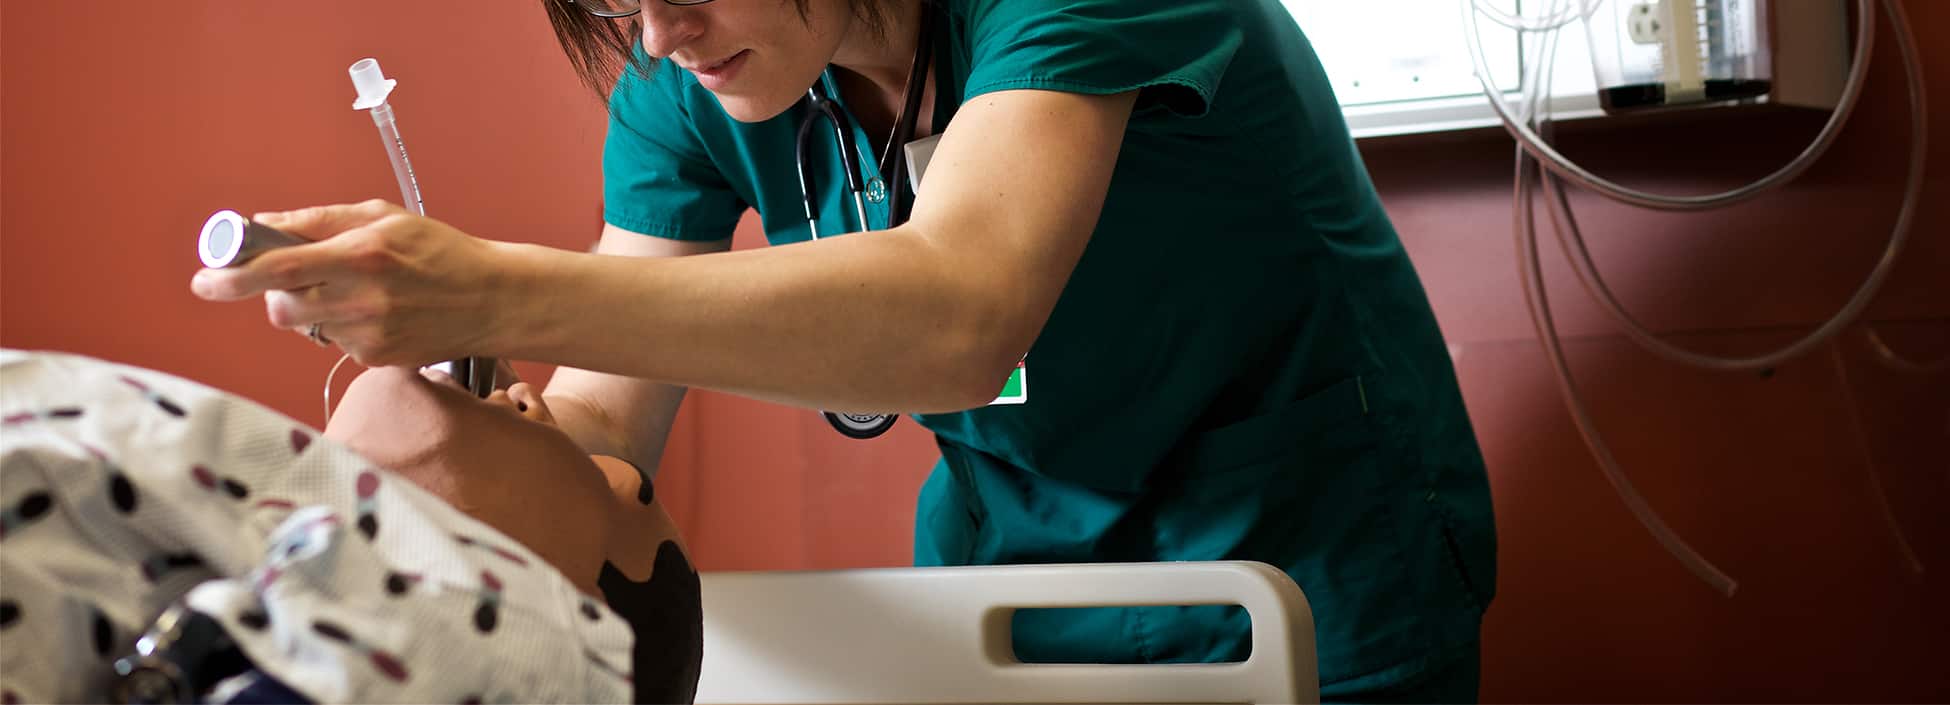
top-left (603, 0), bottom-right (1496, 688)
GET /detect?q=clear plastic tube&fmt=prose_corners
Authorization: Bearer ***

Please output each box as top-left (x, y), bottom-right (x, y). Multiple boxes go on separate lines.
top-left (349, 58), bottom-right (426, 217)
top-left (1512, 9), bottom-right (1740, 595)
top-left (1518, 159), bottom-right (1742, 594)
top-left (369, 102), bottom-right (426, 217)
top-left (1863, 326), bottom-right (1950, 375)
top-left (1465, 0), bottom-right (1880, 212)
top-left (1471, 0), bottom-right (1602, 31)
top-left (1827, 340), bottom-right (1926, 575)
top-left (348, 58), bottom-right (493, 397)
top-left (1469, 0), bottom-right (1931, 592)
top-left (1533, 0), bottom-right (1928, 372)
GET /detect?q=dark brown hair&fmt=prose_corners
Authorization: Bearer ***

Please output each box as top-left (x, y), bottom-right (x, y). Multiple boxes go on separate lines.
top-left (543, 0), bottom-right (896, 98)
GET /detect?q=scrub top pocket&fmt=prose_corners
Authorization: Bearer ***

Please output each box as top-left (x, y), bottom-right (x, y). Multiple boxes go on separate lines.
top-left (1152, 374), bottom-right (1400, 564)
top-left (1142, 374), bottom-right (1418, 671)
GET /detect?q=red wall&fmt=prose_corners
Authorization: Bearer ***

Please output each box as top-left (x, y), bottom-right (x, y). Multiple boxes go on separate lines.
top-left (3, 2), bottom-right (1944, 701)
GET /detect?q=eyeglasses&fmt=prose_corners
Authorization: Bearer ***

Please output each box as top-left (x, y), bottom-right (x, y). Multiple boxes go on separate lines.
top-left (567, 0), bottom-right (715, 19)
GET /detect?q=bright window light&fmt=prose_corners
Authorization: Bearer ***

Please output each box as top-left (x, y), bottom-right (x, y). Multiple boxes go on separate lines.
top-left (1281, 0), bottom-right (1605, 138)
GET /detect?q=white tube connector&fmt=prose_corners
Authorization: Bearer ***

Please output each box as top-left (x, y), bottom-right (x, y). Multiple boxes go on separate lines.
top-left (349, 57), bottom-right (397, 110)
top-left (347, 57), bottom-right (424, 217)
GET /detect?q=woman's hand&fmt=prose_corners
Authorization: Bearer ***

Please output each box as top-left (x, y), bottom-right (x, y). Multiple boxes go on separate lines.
top-left (190, 199), bottom-right (517, 367)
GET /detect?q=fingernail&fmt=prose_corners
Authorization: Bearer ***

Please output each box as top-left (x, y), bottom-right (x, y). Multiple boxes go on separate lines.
top-left (254, 211), bottom-right (285, 225)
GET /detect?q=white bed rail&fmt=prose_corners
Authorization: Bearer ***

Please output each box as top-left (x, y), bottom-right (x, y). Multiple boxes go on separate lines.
top-left (695, 561), bottom-right (1316, 704)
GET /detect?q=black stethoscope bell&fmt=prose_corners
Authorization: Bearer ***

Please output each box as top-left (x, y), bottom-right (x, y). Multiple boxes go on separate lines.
top-left (823, 410), bottom-right (899, 439)
top-left (111, 602), bottom-right (250, 704)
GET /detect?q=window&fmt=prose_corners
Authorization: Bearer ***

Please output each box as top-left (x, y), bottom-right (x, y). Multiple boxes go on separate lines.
top-left (1281, 0), bottom-right (1605, 138)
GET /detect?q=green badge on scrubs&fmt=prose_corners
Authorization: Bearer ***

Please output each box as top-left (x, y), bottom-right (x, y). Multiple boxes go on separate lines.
top-left (990, 358), bottom-right (1028, 405)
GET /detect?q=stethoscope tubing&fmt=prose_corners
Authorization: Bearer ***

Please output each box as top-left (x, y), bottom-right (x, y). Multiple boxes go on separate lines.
top-left (795, 83), bottom-right (873, 240)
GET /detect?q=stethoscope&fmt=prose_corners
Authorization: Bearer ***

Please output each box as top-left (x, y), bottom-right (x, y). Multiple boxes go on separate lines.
top-left (797, 0), bottom-right (935, 440)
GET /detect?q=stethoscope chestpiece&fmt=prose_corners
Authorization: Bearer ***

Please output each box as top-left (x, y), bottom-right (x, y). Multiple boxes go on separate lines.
top-left (110, 602), bottom-right (247, 704)
top-left (823, 411), bottom-right (898, 440)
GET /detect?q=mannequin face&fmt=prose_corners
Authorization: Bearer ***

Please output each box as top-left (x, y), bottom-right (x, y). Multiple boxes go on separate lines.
top-left (324, 367), bottom-right (615, 594)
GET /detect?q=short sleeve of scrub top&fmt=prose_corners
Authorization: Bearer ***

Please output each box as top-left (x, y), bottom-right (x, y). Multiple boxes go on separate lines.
top-left (603, 60), bottom-right (750, 241)
top-left (955, 0), bottom-right (1242, 117)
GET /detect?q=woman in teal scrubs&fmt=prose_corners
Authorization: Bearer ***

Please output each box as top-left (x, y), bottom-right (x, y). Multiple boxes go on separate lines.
top-left (193, 0), bottom-right (1496, 700)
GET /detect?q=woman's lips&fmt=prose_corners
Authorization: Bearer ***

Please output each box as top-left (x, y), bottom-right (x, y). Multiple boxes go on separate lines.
top-left (692, 50), bottom-right (749, 90)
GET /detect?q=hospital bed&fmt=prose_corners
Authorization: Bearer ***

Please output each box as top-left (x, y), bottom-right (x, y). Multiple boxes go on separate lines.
top-left (696, 561), bottom-right (1317, 704)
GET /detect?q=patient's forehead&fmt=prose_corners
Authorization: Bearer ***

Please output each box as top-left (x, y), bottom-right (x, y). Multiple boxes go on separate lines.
top-left (339, 367), bottom-right (444, 407)
top-left (324, 368), bottom-right (468, 449)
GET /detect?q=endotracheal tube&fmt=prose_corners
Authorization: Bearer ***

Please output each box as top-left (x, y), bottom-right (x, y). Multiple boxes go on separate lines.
top-left (349, 58), bottom-right (425, 218)
top-left (347, 58), bottom-right (496, 399)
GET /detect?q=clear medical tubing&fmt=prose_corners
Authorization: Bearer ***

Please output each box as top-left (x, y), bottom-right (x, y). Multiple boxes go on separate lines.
top-left (350, 58), bottom-right (427, 217)
top-left (1827, 340), bottom-right (1925, 575)
top-left (1531, 0), bottom-right (1929, 372)
top-left (370, 105), bottom-right (426, 217)
top-left (1516, 154), bottom-right (1744, 595)
top-left (1505, 11), bottom-right (1738, 595)
top-left (1476, 0), bottom-right (1929, 593)
top-left (1863, 326), bottom-right (1950, 375)
top-left (1531, 0), bottom-right (1927, 577)
top-left (1472, 0), bottom-right (1602, 31)
top-left (347, 59), bottom-right (494, 397)
top-left (1466, 0), bottom-right (1882, 212)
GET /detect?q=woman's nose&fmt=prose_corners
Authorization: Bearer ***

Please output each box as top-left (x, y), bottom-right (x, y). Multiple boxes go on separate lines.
top-left (639, 4), bottom-right (705, 59)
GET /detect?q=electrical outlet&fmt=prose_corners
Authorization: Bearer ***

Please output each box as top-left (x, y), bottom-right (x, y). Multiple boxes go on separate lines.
top-left (1628, 2), bottom-right (1663, 44)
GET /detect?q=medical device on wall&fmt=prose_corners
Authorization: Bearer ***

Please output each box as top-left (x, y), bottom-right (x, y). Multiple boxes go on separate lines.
top-left (349, 58), bottom-right (497, 399)
top-left (1291, 0), bottom-right (1858, 138)
top-left (1587, 0), bottom-right (1772, 112)
top-left (1463, 0), bottom-right (1928, 595)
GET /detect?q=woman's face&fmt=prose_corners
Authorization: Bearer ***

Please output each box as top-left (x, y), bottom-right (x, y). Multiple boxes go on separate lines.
top-left (638, 0), bottom-right (854, 122)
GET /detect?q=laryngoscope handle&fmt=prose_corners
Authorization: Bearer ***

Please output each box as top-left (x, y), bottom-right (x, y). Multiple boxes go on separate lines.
top-left (197, 210), bottom-right (309, 269)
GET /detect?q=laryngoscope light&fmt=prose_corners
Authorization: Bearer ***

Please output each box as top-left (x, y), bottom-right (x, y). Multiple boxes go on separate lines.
top-left (197, 210), bottom-right (307, 269)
